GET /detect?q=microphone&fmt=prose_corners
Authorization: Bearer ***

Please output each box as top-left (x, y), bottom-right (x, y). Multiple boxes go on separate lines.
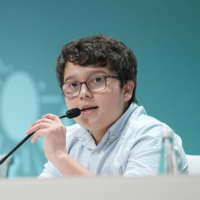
top-left (60, 108), bottom-right (81, 119)
top-left (0, 108), bottom-right (81, 165)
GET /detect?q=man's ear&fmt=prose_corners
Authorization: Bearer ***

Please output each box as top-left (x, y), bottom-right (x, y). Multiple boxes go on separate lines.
top-left (123, 80), bottom-right (135, 102)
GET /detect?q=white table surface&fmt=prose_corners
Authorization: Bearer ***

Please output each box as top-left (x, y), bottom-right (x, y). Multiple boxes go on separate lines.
top-left (0, 175), bottom-right (199, 200)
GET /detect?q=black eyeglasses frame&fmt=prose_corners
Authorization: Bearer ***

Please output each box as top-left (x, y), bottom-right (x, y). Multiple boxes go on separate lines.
top-left (60, 75), bottom-right (122, 98)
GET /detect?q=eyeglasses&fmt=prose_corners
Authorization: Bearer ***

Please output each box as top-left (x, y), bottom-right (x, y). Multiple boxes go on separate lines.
top-left (60, 75), bottom-right (122, 98)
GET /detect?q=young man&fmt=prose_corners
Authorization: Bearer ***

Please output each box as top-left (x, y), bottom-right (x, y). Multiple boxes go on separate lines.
top-left (26, 35), bottom-right (188, 178)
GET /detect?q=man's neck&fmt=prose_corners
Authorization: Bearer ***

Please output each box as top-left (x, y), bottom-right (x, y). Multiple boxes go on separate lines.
top-left (91, 128), bottom-right (108, 145)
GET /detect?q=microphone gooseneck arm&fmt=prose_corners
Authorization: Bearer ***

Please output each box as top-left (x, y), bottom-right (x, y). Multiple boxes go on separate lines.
top-left (0, 108), bottom-right (81, 165)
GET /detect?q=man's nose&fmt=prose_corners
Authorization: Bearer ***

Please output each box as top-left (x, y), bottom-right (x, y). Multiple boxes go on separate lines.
top-left (79, 83), bottom-right (92, 98)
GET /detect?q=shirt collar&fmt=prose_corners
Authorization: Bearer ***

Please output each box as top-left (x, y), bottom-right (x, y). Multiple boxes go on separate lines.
top-left (76, 128), bottom-right (96, 150)
top-left (107, 103), bottom-right (137, 140)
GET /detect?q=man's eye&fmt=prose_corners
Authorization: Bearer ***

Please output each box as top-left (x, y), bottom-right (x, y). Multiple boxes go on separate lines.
top-left (70, 82), bottom-right (78, 88)
top-left (94, 77), bottom-right (104, 83)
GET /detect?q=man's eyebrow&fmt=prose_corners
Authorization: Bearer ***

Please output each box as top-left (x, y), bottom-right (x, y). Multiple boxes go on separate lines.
top-left (64, 70), bottom-right (107, 82)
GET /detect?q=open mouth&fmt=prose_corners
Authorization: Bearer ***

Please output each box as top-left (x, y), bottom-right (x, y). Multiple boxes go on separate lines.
top-left (81, 106), bottom-right (98, 112)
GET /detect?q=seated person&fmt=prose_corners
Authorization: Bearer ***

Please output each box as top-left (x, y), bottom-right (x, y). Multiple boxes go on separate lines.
top-left (25, 35), bottom-right (188, 178)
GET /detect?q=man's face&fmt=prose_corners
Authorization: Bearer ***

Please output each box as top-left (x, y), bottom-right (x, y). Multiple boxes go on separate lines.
top-left (63, 62), bottom-right (129, 135)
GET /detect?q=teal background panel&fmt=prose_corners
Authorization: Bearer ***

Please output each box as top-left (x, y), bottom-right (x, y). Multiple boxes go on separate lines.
top-left (0, 0), bottom-right (199, 177)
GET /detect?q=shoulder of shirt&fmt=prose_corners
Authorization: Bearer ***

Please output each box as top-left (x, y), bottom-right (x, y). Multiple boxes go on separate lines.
top-left (128, 104), bottom-right (168, 126)
top-left (126, 104), bottom-right (173, 137)
top-left (125, 104), bottom-right (187, 172)
top-left (125, 104), bottom-right (183, 147)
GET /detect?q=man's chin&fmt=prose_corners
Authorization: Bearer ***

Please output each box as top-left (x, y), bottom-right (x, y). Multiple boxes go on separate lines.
top-left (78, 119), bottom-right (97, 130)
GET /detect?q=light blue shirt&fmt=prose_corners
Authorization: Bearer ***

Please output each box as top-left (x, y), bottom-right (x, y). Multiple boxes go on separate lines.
top-left (38, 103), bottom-right (188, 178)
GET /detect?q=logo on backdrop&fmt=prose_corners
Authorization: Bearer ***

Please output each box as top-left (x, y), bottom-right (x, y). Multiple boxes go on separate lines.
top-left (0, 57), bottom-right (75, 176)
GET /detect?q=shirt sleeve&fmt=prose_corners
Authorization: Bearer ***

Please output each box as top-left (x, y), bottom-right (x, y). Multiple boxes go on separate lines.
top-left (124, 124), bottom-right (188, 177)
top-left (38, 160), bottom-right (62, 179)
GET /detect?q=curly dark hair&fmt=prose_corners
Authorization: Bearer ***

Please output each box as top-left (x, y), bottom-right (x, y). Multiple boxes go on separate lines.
top-left (55, 34), bottom-right (138, 104)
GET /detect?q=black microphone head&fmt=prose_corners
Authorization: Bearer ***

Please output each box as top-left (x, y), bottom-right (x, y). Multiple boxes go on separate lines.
top-left (66, 108), bottom-right (81, 119)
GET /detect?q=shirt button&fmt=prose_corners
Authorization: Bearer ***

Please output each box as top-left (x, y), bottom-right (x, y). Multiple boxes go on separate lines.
top-left (94, 150), bottom-right (99, 155)
top-left (111, 135), bottom-right (115, 140)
